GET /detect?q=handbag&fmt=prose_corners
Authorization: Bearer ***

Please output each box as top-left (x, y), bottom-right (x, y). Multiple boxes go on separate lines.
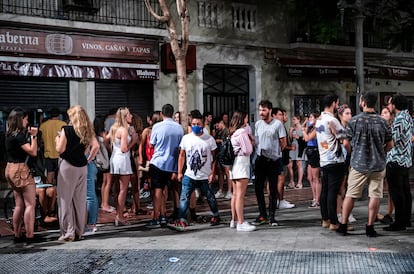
top-left (94, 136), bottom-right (109, 172)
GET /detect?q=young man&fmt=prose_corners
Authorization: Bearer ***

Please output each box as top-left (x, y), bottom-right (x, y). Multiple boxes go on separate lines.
top-left (315, 94), bottom-right (346, 230)
top-left (384, 93), bottom-right (413, 231)
top-left (337, 92), bottom-right (393, 237)
top-left (38, 108), bottom-right (66, 222)
top-left (169, 110), bottom-right (221, 231)
top-left (253, 100), bottom-right (287, 226)
top-left (146, 104), bottom-right (184, 228)
top-left (272, 108), bottom-right (295, 209)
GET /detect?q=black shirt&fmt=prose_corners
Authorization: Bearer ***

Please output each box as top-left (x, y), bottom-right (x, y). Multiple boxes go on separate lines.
top-left (5, 131), bottom-right (29, 163)
top-left (60, 126), bottom-right (87, 167)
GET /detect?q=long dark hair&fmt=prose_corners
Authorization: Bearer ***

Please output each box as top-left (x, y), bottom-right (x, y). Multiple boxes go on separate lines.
top-left (229, 110), bottom-right (247, 136)
top-left (7, 108), bottom-right (27, 136)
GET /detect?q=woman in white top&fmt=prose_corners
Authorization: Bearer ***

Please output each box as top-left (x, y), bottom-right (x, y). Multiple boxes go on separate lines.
top-left (229, 110), bottom-right (255, 232)
top-left (107, 107), bottom-right (138, 226)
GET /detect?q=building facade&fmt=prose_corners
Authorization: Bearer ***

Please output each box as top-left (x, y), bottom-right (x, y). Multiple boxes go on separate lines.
top-left (1, 0), bottom-right (413, 125)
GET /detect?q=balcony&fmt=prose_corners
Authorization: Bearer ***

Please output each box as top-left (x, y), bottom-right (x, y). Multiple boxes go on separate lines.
top-left (0, 0), bottom-right (163, 29)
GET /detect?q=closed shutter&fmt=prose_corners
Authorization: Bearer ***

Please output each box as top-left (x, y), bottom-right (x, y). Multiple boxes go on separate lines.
top-left (95, 81), bottom-right (153, 120)
top-left (0, 78), bottom-right (69, 112)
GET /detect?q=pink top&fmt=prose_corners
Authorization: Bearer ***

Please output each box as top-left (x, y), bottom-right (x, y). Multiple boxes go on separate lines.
top-left (231, 127), bottom-right (253, 156)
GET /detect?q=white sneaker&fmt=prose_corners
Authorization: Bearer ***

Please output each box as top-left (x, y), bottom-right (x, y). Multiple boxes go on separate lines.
top-left (337, 213), bottom-right (343, 223)
top-left (278, 199), bottom-right (295, 209)
top-left (215, 191), bottom-right (225, 199)
top-left (229, 220), bottom-right (236, 229)
top-left (348, 214), bottom-right (357, 223)
top-left (224, 192), bottom-right (233, 200)
top-left (146, 203), bottom-right (154, 209)
top-left (237, 222), bottom-right (256, 232)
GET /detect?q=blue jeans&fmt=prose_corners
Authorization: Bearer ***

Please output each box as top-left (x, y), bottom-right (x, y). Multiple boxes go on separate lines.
top-left (320, 163), bottom-right (344, 224)
top-left (86, 161), bottom-right (98, 225)
top-left (178, 175), bottom-right (219, 223)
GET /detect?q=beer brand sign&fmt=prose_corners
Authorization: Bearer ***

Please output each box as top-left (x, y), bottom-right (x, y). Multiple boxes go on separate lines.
top-left (0, 28), bottom-right (158, 61)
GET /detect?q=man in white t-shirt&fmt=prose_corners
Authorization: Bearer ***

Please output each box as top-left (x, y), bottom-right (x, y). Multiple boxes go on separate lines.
top-left (315, 94), bottom-right (346, 231)
top-left (168, 110), bottom-right (221, 231)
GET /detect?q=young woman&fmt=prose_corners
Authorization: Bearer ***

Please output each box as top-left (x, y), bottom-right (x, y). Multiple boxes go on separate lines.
top-left (378, 106), bottom-right (395, 224)
top-left (229, 110), bottom-right (255, 232)
top-left (302, 112), bottom-right (321, 209)
top-left (335, 104), bottom-right (356, 224)
top-left (287, 114), bottom-right (304, 189)
top-left (107, 107), bottom-right (138, 226)
top-left (5, 108), bottom-right (38, 244)
top-left (130, 113), bottom-right (145, 215)
top-left (56, 105), bottom-right (95, 241)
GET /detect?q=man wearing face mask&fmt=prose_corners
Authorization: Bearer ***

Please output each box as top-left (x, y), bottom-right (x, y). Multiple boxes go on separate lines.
top-left (168, 109), bottom-right (221, 231)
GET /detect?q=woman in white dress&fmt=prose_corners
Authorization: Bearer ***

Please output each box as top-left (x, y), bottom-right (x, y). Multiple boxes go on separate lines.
top-left (107, 107), bottom-right (138, 226)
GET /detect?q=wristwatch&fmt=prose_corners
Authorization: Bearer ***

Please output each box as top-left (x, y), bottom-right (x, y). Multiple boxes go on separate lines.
top-left (31, 135), bottom-right (37, 139)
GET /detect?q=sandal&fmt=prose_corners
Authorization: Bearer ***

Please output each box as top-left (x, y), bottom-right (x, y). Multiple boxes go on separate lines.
top-left (295, 184), bottom-right (303, 189)
top-left (101, 206), bottom-right (115, 213)
top-left (287, 182), bottom-right (295, 189)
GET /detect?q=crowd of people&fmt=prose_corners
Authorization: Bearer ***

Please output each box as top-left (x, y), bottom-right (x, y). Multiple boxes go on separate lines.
top-left (4, 92), bottom-right (413, 245)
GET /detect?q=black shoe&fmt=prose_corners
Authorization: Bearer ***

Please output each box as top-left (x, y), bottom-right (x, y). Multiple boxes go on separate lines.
top-left (13, 235), bottom-right (26, 244)
top-left (210, 216), bottom-right (221, 226)
top-left (336, 223), bottom-right (348, 236)
top-left (380, 214), bottom-right (393, 225)
top-left (366, 225), bottom-right (378, 237)
top-left (383, 223), bottom-right (406, 231)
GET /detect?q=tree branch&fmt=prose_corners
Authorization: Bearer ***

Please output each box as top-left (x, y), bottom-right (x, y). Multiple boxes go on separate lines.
top-left (144, 0), bottom-right (169, 22)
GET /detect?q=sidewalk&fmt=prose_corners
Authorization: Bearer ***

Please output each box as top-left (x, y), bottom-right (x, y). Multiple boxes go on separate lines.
top-left (0, 184), bottom-right (413, 273)
top-left (0, 184), bottom-right (312, 237)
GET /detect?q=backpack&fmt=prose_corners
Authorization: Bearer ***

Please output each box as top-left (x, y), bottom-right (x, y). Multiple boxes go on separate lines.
top-left (218, 137), bottom-right (235, 167)
top-left (94, 136), bottom-right (109, 172)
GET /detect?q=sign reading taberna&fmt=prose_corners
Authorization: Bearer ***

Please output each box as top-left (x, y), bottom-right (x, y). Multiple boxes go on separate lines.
top-left (0, 28), bottom-right (159, 62)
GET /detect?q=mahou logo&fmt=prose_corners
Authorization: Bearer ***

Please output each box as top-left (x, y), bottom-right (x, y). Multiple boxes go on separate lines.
top-left (45, 34), bottom-right (73, 55)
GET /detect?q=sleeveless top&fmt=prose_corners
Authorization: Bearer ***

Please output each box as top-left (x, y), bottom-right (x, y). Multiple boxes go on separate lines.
top-left (60, 126), bottom-right (87, 167)
top-left (110, 135), bottom-right (133, 175)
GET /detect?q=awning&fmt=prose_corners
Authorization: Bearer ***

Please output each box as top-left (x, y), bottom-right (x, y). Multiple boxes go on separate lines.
top-left (279, 58), bottom-right (414, 80)
top-left (0, 56), bottom-right (159, 80)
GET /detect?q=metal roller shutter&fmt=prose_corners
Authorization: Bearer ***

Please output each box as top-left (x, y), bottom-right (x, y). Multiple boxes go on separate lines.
top-left (95, 81), bottom-right (153, 120)
top-left (0, 78), bottom-right (69, 112)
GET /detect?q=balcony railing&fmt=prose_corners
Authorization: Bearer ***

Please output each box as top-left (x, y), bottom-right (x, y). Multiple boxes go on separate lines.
top-left (0, 0), bottom-right (164, 29)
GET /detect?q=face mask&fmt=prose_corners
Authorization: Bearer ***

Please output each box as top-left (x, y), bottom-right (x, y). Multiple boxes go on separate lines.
top-left (192, 125), bottom-right (203, 135)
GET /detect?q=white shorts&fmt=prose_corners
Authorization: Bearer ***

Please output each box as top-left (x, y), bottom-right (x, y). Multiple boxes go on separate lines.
top-left (230, 155), bottom-right (250, 180)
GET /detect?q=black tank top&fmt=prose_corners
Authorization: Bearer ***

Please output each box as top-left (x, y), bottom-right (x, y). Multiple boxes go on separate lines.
top-left (60, 126), bottom-right (87, 167)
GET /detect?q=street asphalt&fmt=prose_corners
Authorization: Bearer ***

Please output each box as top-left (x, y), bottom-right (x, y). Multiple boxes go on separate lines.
top-left (0, 193), bottom-right (413, 273)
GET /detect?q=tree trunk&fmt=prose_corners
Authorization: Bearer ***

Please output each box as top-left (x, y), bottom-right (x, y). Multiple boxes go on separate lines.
top-left (176, 58), bottom-right (188, 130)
top-left (144, 0), bottom-right (189, 129)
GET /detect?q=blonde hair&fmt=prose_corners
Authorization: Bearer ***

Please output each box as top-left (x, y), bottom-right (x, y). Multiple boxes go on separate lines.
top-left (67, 105), bottom-right (95, 146)
top-left (109, 107), bottom-right (130, 142)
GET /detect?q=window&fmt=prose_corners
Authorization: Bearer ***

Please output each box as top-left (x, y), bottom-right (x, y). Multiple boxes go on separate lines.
top-left (293, 95), bottom-right (324, 117)
top-left (197, 1), bottom-right (223, 29)
top-left (232, 3), bottom-right (256, 32)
